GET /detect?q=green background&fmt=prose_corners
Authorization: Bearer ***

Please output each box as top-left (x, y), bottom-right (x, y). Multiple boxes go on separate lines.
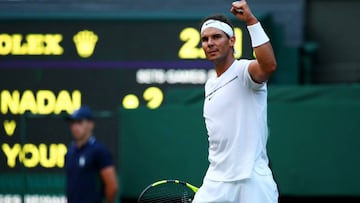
top-left (1, 85), bottom-right (360, 198)
top-left (119, 85), bottom-right (360, 198)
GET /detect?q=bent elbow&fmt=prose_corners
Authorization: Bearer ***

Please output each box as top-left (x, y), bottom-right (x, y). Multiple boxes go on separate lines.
top-left (270, 60), bottom-right (277, 72)
top-left (266, 60), bottom-right (277, 74)
top-left (260, 58), bottom-right (277, 74)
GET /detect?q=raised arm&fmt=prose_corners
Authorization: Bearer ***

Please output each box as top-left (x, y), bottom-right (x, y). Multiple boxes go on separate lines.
top-left (231, 0), bottom-right (277, 83)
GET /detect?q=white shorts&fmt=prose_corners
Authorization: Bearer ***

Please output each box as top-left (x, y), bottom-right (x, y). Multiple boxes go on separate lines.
top-left (192, 171), bottom-right (278, 203)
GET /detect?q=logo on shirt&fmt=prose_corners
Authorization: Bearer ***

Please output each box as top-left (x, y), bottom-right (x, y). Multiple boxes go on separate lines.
top-left (79, 156), bottom-right (86, 167)
top-left (205, 76), bottom-right (238, 101)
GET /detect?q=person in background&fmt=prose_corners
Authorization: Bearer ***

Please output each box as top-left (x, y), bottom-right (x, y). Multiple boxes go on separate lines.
top-left (65, 106), bottom-right (118, 203)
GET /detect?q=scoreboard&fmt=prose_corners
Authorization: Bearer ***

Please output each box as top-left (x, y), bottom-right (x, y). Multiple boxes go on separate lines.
top-left (0, 18), bottom-right (256, 201)
top-left (0, 19), bottom-right (253, 60)
top-left (0, 18), bottom-right (256, 111)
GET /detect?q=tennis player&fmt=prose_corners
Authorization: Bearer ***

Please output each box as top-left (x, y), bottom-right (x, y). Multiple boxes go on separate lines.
top-left (193, 1), bottom-right (278, 202)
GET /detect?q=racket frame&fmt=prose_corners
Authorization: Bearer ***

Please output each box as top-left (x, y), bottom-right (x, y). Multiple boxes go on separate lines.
top-left (138, 179), bottom-right (199, 203)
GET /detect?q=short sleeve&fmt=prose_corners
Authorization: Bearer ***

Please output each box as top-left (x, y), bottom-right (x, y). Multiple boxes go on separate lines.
top-left (238, 59), bottom-right (266, 91)
top-left (95, 143), bottom-right (113, 170)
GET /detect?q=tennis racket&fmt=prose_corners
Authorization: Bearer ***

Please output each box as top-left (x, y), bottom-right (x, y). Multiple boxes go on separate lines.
top-left (138, 180), bottom-right (199, 203)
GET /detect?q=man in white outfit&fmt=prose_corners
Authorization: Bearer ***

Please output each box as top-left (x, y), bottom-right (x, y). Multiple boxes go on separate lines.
top-left (192, 1), bottom-right (278, 202)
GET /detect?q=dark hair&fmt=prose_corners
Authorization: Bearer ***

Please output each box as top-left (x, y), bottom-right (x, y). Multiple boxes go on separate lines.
top-left (200, 14), bottom-right (235, 37)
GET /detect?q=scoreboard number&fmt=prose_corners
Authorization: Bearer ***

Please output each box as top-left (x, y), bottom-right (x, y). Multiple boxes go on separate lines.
top-left (178, 27), bottom-right (206, 59)
top-left (143, 87), bottom-right (164, 109)
top-left (178, 27), bottom-right (243, 59)
top-left (122, 87), bottom-right (164, 110)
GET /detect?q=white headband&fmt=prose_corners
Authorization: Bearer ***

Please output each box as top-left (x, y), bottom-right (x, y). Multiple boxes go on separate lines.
top-left (200, 19), bottom-right (234, 37)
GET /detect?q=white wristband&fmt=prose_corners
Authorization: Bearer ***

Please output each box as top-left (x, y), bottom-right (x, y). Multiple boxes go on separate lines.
top-left (247, 22), bottom-right (270, 48)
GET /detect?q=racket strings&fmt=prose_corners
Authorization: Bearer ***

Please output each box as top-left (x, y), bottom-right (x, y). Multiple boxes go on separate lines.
top-left (139, 183), bottom-right (195, 203)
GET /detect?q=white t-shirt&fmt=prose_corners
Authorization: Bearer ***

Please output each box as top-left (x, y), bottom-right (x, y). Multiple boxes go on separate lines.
top-left (203, 59), bottom-right (271, 181)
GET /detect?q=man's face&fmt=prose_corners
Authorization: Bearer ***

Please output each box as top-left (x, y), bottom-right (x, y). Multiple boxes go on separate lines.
top-left (70, 120), bottom-right (94, 141)
top-left (201, 27), bottom-right (235, 62)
